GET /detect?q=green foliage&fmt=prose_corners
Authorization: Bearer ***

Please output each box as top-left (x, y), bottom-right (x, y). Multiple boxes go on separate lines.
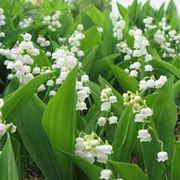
top-left (0, 134), bottom-right (19, 180)
top-left (43, 67), bottom-right (78, 180)
top-left (0, 0), bottom-right (180, 180)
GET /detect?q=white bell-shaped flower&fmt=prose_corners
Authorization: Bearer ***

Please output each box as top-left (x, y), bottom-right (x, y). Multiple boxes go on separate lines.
top-left (100, 169), bottom-right (112, 180)
top-left (137, 129), bottom-right (152, 142)
top-left (157, 151), bottom-right (168, 162)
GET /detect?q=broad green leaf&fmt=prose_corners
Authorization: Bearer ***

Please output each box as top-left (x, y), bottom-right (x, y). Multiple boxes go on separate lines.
top-left (62, 151), bottom-right (102, 180)
top-left (150, 58), bottom-right (180, 79)
top-left (173, 80), bottom-right (180, 98)
top-left (4, 25), bottom-right (47, 46)
top-left (109, 160), bottom-right (148, 180)
top-left (82, 46), bottom-right (99, 74)
top-left (100, 29), bottom-right (116, 57)
top-left (59, 13), bottom-right (75, 36)
top-left (76, 12), bottom-right (95, 30)
top-left (3, 78), bottom-right (19, 97)
top-left (85, 5), bottom-right (105, 26)
top-left (141, 132), bottom-right (165, 180)
top-left (152, 78), bottom-right (176, 156)
top-left (89, 54), bottom-right (119, 81)
top-left (171, 142), bottom-right (180, 180)
top-left (0, 134), bottom-right (19, 180)
top-left (143, 78), bottom-right (176, 180)
top-left (107, 61), bottom-right (138, 92)
top-left (39, 0), bottom-right (68, 14)
top-left (43, 67), bottom-right (78, 180)
top-left (84, 104), bottom-right (100, 133)
top-left (117, 2), bottom-right (127, 18)
top-left (87, 81), bottom-right (101, 104)
top-left (16, 96), bottom-right (61, 180)
top-left (2, 72), bottom-right (54, 121)
top-left (127, 0), bottom-right (139, 26)
top-left (81, 26), bottom-right (101, 52)
top-left (112, 107), bottom-right (140, 162)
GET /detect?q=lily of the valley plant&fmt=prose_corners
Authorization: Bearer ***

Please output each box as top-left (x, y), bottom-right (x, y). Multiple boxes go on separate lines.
top-left (0, 0), bottom-right (180, 180)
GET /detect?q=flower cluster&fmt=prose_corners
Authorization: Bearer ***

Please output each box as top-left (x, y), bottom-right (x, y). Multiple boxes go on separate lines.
top-left (76, 74), bottom-right (91, 111)
top-left (116, 41), bottom-right (133, 60)
top-left (123, 91), bottom-right (142, 113)
top-left (123, 91), bottom-right (153, 142)
top-left (75, 132), bottom-right (113, 164)
top-left (0, 8), bottom-right (5, 28)
top-left (97, 87), bottom-right (118, 127)
top-left (50, 24), bottom-right (85, 87)
top-left (143, 16), bottom-right (156, 30)
top-left (37, 25), bottom-right (85, 97)
top-left (159, 17), bottom-right (171, 31)
top-left (68, 24), bottom-right (85, 57)
top-left (0, 8), bottom-right (6, 38)
top-left (129, 28), bottom-right (149, 57)
top-left (123, 91), bottom-right (168, 162)
top-left (118, 27), bottom-right (154, 80)
top-left (139, 75), bottom-right (167, 91)
top-left (100, 86), bottom-right (117, 112)
top-left (42, 11), bottom-right (61, 32)
top-left (154, 29), bottom-right (177, 58)
top-left (110, 13), bottom-right (125, 40)
top-left (154, 17), bottom-right (180, 58)
top-left (125, 61), bottom-right (141, 78)
top-left (0, 98), bottom-right (16, 140)
top-left (1, 33), bottom-right (40, 84)
top-left (51, 47), bottom-right (78, 84)
top-left (97, 115), bottom-right (118, 127)
top-left (37, 36), bottom-right (50, 47)
top-left (58, 37), bottom-right (66, 44)
top-left (19, 17), bottom-right (33, 29)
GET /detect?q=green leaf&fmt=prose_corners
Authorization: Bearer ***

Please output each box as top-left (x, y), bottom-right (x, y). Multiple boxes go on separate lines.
top-left (2, 72), bottom-right (54, 121)
top-left (0, 134), bottom-right (19, 180)
top-left (81, 26), bottom-right (101, 52)
top-left (4, 25), bottom-right (47, 46)
top-left (143, 77), bottom-right (176, 180)
top-left (59, 13), bottom-right (75, 36)
top-left (171, 142), bottom-right (180, 180)
top-left (85, 5), bottom-right (105, 26)
top-left (16, 96), bottom-right (61, 180)
top-left (62, 151), bottom-right (102, 180)
top-left (89, 54), bottom-right (119, 81)
top-left (150, 58), bottom-right (180, 79)
top-left (127, 0), bottom-right (139, 25)
top-left (3, 78), bottom-right (19, 97)
top-left (117, 3), bottom-right (127, 18)
top-left (39, 0), bottom-right (68, 14)
top-left (109, 160), bottom-right (148, 180)
top-left (87, 81), bottom-right (101, 104)
top-left (100, 29), bottom-right (116, 57)
top-left (76, 12), bottom-right (95, 30)
top-left (173, 79), bottom-right (180, 98)
top-left (43, 67), bottom-right (78, 180)
top-left (84, 104), bottom-right (100, 133)
top-left (82, 46), bottom-right (99, 74)
top-left (112, 107), bottom-right (140, 162)
top-left (107, 61), bottom-right (138, 92)
top-left (152, 78), bottom-right (176, 156)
